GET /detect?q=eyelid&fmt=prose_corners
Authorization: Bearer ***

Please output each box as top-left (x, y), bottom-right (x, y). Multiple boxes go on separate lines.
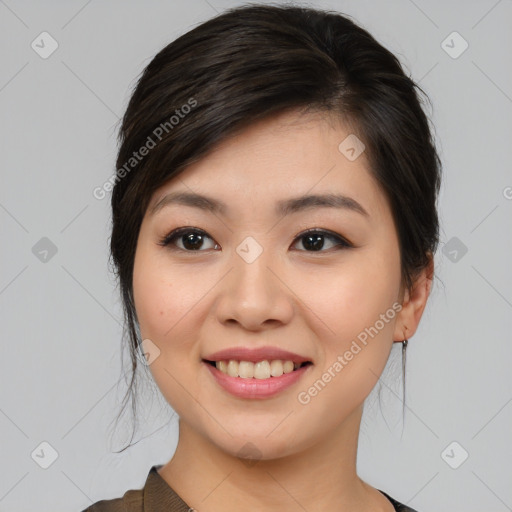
top-left (159, 226), bottom-right (216, 249)
top-left (159, 226), bottom-right (353, 251)
top-left (291, 227), bottom-right (353, 249)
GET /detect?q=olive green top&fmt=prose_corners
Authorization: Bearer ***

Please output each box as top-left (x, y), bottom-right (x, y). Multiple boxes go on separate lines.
top-left (81, 465), bottom-right (418, 511)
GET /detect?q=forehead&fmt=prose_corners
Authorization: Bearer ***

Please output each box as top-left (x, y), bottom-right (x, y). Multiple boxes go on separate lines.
top-left (148, 109), bottom-right (388, 220)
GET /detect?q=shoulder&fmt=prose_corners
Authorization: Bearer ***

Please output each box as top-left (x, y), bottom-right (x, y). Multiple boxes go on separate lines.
top-left (379, 489), bottom-right (420, 512)
top-left (79, 464), bottom-right (192, 512)
top-left (81, 488), bottom-right (143, 512)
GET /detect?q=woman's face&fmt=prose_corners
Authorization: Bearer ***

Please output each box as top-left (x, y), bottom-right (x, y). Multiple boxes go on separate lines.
top-left (133, 110), bottom-right (407, 460)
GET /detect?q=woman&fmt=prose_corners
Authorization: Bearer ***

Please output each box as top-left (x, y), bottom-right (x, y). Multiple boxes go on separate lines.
top-left (84, 3), bottom-right (441, 511)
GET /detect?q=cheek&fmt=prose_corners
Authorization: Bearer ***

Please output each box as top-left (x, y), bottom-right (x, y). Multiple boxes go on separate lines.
top-left (132, 245), bottom-right (201, 413)
top-left (132, 250), bottom-right (167, 339)
top-left (304, 251), bottom-right (400, 337)
top-left (292, 254), bottom-right (401, 419)
top-left (133, 245), bottom-right (196, 341)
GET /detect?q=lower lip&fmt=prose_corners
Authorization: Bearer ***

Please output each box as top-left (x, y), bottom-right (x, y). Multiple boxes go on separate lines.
top-left (204, 361), bottom-right (311, 399)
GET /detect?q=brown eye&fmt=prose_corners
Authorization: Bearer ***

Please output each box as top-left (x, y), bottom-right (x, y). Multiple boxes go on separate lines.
top-left (160, 228), bottom-right (219, 251)
top-left (159, 227), bottom-right (352, 253)
top-left (291, 229), bottom-right (352, 252)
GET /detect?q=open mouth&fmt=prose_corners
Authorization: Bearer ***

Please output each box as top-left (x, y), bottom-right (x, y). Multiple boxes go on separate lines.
top-left (203, 359), bottom-right (312, 379)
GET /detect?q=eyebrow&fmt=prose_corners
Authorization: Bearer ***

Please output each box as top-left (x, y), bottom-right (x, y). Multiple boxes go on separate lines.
top-left (150, 191), bottom-right (369, 217)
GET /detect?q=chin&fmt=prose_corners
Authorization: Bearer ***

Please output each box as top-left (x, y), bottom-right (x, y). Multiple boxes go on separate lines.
top-left (204, 426), bottom-right (311, 464)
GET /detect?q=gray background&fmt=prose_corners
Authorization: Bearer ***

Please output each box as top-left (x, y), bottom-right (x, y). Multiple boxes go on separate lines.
top-left (1, 0), bottom-right (511, 511)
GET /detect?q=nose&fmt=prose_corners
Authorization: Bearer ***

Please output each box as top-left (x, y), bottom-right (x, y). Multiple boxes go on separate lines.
top-left (214, 242), bottom-right (294, 331)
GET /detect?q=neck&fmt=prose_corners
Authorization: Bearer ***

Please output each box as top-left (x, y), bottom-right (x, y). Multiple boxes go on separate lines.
top-left (158, 405), bottom-right (392, 512)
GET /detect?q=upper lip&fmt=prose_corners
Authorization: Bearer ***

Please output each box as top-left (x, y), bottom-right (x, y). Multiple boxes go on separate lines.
top-left (203, 346), bottom-right (311, 364)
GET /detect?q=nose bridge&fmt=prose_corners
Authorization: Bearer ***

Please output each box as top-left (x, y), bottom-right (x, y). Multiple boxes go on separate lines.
top-left (215, 234), bottom-right (293, 328)
top-left (232, 234), bottom-right (276, 299)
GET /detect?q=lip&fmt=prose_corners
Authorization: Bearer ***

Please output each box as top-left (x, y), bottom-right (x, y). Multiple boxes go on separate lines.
top-left (204, 360), bottom-right (312, 399)
top-left (203, 345), bottom-right (311, 364)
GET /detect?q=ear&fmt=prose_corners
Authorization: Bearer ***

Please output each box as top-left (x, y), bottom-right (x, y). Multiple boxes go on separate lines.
top-left (393, 253), bottom-right (434, 341)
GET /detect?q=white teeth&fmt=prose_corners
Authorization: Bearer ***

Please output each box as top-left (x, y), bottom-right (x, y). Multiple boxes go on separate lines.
top-left (214, 359), bottom-right (305, 379)
top-left (283, 360), bottom-right (295, 374)
top-left (254, 360), bottom-right (271, 379)
top-left (270, 360), bottom-right (284, 377)
top-left (227, 360), bottom-right (238, 377)
top-left (217, 360), bottom-right (228, 373)
top-left (238, 361), bottom-right (254, 378)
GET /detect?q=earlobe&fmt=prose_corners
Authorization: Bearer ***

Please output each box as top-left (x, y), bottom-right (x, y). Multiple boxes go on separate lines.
top-left (393, 255), bottom-right (434, 342)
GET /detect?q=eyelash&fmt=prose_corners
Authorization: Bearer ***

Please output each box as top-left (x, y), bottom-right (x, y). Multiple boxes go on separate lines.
top-left (158, 227), bottom-right (353, 253)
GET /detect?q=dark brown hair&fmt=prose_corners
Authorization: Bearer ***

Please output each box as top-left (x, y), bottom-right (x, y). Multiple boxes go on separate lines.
top-left (108, 3), bottom-right (441, 450)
